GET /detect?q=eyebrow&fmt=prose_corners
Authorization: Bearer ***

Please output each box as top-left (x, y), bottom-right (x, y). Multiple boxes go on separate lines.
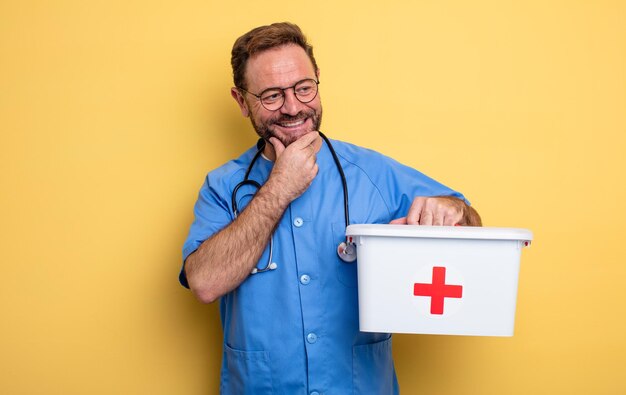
top-left (257, 77), bottom-right (317, 93)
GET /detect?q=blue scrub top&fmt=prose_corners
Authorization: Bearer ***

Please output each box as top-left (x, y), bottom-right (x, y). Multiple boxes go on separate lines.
top-left (180, 138), bottom-right (465, 395)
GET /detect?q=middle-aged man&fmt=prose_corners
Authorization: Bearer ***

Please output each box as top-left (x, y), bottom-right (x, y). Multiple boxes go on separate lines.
top-left (180, 22), bottom-right (481, 394)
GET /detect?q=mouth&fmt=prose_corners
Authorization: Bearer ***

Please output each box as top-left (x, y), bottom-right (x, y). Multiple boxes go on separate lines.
top-left (275, 117), bottom-right (308, 129)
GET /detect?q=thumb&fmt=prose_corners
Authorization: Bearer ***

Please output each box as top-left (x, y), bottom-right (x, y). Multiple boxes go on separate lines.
top-left (389, 217), bottom-right (407, 224)
top-left (269, 137), bottom-right (285, 158)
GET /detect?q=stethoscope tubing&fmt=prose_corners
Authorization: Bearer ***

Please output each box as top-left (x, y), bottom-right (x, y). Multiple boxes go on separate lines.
top-left (231, 132), bottom-right (353, 274)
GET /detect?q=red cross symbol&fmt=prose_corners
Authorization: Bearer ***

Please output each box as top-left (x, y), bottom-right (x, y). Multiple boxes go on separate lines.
top-left (413, 266), bottom-right (463, 315)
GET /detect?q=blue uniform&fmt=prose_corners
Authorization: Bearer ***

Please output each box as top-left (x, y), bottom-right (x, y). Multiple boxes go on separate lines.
top-left (180, 138), bottom-right (465, 394)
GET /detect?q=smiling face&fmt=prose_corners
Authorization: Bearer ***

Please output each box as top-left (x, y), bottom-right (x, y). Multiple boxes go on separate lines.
top-left (231, 44), bottom-right (322, 149)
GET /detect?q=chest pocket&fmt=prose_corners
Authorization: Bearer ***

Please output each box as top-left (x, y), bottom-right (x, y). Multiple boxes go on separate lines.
top-left (353, 336), bottom-right (398, 394)
top-left (222, 343), bottom-right (274, 395)
top-left (332, 221), bottom-right (358, 288)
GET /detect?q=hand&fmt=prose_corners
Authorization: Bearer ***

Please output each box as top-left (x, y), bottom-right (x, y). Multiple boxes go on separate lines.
top-left (265, 132), bottom-right (322, 204)
top-left (390, 196), bottom-right (467, 226)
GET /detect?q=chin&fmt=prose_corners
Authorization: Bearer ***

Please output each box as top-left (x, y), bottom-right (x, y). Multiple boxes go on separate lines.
top-left (253, 111), bottom-right (322, 147)
top-left (277, 130), bottom-right (310, 146)
top-left (269, 125), bottom-right (314, 146)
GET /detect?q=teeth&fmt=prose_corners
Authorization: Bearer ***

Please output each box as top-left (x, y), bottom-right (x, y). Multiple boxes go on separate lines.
top-left (279, 119), bottom-right (305, 127)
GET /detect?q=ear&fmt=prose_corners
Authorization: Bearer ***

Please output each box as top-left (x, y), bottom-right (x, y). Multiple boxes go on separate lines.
top-left (316, 68), bottom-right (321, 79)
top-left (231, 87), bottom-right (250, 117)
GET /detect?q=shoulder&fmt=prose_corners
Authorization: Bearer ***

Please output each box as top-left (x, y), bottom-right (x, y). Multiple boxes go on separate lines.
top-left (203, 146), bottom-right (258, 193)
top-left (329, 138), bottom-right (405, 174)
top-left (329, 138), bottom-right (386, 161)
top-left (327, 137), bottom-right (444, 193)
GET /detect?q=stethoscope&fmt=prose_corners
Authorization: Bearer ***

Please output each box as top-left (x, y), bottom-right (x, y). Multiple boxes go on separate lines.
top-left (231, 131), bottom-right (357, 274)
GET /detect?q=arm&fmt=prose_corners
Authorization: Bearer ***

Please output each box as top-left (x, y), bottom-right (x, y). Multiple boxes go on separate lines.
top-left (185, 132), bottom-right (322, 303)
top-left (390, 196), bottom-right (482, 226)
top-left (335, 143), bottom-right (479, 227)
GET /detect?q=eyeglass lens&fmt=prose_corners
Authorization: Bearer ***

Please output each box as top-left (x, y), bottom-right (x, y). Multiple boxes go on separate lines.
top-left (259, 79), bottom-right (318, 111)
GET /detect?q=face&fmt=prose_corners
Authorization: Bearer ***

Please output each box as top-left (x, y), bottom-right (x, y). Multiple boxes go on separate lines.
top-left (231, 44), bottom-right (322, 147)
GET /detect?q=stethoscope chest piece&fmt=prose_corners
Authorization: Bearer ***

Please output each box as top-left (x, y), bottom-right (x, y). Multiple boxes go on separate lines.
top-left (337, 240), bottom-right (357, 263)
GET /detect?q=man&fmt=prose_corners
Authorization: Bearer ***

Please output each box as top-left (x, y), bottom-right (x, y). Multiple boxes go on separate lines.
top-left (180, 22), bottom-right (481, 394)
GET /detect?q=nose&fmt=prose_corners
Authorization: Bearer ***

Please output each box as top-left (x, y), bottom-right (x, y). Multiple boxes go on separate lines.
top-left (280, 88), bottom-right (302, 115)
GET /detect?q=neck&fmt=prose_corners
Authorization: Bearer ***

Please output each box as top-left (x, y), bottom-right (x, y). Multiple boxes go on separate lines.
top-left (263, 142), bottom-right (276, 162)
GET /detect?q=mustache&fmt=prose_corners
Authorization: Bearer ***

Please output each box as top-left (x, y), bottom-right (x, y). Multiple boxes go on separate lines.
top-left (270, 111), bottom-right (314, 124)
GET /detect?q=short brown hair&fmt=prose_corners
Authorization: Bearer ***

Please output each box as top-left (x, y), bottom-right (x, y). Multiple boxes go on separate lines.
top-left (231, 22), bottom-right (319, 90)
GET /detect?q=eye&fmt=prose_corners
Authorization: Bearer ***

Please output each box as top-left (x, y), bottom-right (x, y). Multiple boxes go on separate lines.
top-left (295, 80), bottom-right (317, 99)
top-left (261, 91), bottom-right (282, 103)
top-left (295, 80), bottom-right (316, 97)
top-left (296, 86), bottom-right (312, 95)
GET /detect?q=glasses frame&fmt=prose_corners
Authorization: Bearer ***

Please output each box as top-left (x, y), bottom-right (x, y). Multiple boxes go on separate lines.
top-left (238, 78), bottom-right (320, 111)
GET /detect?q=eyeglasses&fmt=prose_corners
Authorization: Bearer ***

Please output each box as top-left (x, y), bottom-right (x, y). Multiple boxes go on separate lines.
top-left (239, 78), bottom-right (319, 111)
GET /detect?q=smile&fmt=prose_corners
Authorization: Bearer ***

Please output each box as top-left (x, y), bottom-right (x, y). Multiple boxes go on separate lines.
top-left (277, 118), bottom-right (307, 128)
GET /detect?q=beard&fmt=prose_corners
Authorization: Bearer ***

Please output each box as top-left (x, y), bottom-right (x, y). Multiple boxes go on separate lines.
top-left (250, 106), bottom-right (323, 147)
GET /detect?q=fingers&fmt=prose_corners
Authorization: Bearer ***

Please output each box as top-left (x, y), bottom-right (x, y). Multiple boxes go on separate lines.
top-left (273, 132), bottom-right (320, 163)
top-left (441, 197), bottom-right (464, 225)
top-left (406, 197), bottom-right (425, 225)
top-left (433, 207), bottom-right (444, 226)
top-left (272, 132), bottom-right (320, 160)
top-left (292, 131), bottom-right (320, 150)
top-left (443, 207), bottom-right (463, 226)
top-left (421, 210), bottom-right (434, 226)
top-left (389, 217), bottom-right (407, 224)
top-left (310, 132), bottom-right (323, 154)
top-left (403, 196), bottom-right (466, 226)
top-left (297, 132), bottom-right (322, 159)
top-left (266, 132), bottom-right (320, 203)
top-left (269, 137), bottom-right (285, 158)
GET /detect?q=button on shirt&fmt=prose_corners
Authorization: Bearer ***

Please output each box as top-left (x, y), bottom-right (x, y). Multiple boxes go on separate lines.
top-left (180, 138), bottom-right (466, 394)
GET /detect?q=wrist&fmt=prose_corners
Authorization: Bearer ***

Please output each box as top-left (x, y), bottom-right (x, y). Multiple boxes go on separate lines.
top-left (464, 205), bottom-right (482, 226)
top-left (260, 177), bottom-right (293, 209)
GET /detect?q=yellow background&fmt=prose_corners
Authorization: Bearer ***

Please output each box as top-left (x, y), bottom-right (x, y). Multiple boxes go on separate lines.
top-left (1, 0), bottom-right (625, 394)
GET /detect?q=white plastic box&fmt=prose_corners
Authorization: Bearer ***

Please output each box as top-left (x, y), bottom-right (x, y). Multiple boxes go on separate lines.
top-left (346, 225), bottom-right (533, 337)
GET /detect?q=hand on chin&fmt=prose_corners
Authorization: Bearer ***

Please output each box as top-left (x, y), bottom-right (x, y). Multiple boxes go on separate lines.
top-left (271, 121), bottom-right (314, 146)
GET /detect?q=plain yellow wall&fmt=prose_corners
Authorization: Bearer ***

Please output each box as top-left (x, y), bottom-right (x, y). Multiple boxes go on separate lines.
top-left (1, 0), bottom-right (625, 394)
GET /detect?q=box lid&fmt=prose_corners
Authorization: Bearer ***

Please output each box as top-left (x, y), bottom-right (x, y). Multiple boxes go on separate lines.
top-left (346, 224), bottom-right (533, 242)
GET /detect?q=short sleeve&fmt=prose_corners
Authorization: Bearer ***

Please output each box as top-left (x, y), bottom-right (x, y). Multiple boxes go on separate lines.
top-left (179, 174), bottom-right (234, 288)
top-left (336, 142), bottom-right (468, 221)
top-left (375, 156), bottom-right (468, 219)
